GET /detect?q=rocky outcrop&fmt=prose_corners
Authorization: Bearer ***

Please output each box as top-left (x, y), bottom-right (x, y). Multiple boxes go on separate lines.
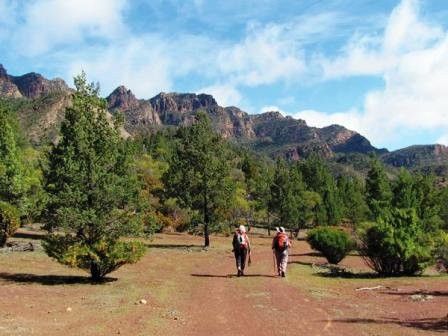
top-left (11, 72), bottom-right (70, 99)
top-left (107, 86), bottom-right (161, 132)
top-left (149, 92), bottom-right (219, 125)
top-left (0, 64), bottom-right (8, 79)
top-left (318, 124), bottom-right (384, 154)
top-left (0, 65), bottom-right (70, 99)
top-left (0, 64), bottom-right (22, 98)
top-left (382, 144), bottom-right (448, 168)
top-left (107, 89), bottom-right (381, 158)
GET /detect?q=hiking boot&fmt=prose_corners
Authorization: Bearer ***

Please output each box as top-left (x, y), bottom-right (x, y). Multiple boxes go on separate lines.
top-left (237, 270), bottom-right (241, 277)
top-left (281, 271), bottom-right (285, 277)
top-left (241, 270), bottom-right (244, 276)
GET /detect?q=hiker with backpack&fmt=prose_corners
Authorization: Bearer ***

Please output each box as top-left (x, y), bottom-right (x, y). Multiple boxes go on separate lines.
top-left (232, 225), bottom-right (251, 277)
top-left (272, 227), bottom-right (291, 277)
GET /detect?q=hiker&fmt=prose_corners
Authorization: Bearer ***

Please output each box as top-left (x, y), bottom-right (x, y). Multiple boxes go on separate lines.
top-left (232, 225), bottom-right (251, 277)
top-left (272, 227), bottom-right (291, 277)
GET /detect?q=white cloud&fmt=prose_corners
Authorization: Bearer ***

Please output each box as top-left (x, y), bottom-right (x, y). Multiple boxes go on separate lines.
top-left (66, 36), bottom-right (173, 98)
top-left (437, 135), bottom-right (448, 146)
top-left (12, 0), bottom-right (128, 56)
top-left (198, 84), bottom-right (242, 107)
top-left (292, 108), bottom-right (362, 131)
top-left (260, 105), bottom-right (284, 114)
top-left (321, 0), bottom-right (444, 79)
top-left (298, 0), bottom-right (448, 148)
top-left (216, 23), bottom-right (306, 86)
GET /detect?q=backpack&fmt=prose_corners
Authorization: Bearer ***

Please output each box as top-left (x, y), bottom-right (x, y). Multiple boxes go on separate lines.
top-left (275, 233), bottom-right (289, 252)
top-left (235, 231), bottom-right (248, 250)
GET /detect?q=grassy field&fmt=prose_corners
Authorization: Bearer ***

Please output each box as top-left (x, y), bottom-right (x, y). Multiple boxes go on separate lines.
top-left (1, 228), bottom-right (447, 335)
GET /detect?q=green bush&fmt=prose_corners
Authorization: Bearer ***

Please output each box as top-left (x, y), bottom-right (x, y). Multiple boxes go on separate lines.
top-left (434, 231), bottom-right (448, 272)
top-left (0, 202), bottom-right (20, 247)
top-left (306, 227), bottom-right (354, 264)
top-left (360, 208), bottom-right (432, 276)
top-left (44, 236), bottom-right (146, 280)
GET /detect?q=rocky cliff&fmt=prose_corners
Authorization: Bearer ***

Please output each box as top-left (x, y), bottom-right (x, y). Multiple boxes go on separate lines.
top-left (382, 144), bottom-right (448, 168)
top-left (105, 86), bottom-right (381, 159)
top-left (11, 65), bottom-right (448, 174)
top-left (0, 64), bottom-right (70, 99)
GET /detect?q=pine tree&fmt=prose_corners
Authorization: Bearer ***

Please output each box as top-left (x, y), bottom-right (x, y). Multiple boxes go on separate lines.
top-left (439, 186), bottom-right (448, 230)
top-left (43, 73), bottom-right (145, 280)
top-left (0, 103), bottom-right (24, 247)
top-left (413, 173), bottom-right (442, 232)
top-left (163, 111), bottom-right (234, 247)
top-left (0, 104), bottom-right (25, 203)
top-left (299, 155), bottom-right (342, 225)
top-left (392, 168), bottom-right (418, 209)
top-left (252, 162), bottom-right (274, 234)
top-left (365, 159), bottom-right (392, 219)
top-left (269, 159), bottom-right (310, 234)
top-left (337, 176), bottom-right (368, 225)
top-left (269, 158), bottom-right (290, 228)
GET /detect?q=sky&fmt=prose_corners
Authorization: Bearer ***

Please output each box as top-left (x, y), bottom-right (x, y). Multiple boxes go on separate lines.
top-left (1, 0), bottom-right (448, 150)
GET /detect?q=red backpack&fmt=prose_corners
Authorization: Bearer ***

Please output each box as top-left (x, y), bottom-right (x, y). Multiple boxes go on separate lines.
top-left (275, 233), bottom-right (289, 252)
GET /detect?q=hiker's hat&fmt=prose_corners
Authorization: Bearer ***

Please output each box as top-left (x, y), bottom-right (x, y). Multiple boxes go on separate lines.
top-left (275, 227), bottom-right (280, 232)
top-left (239, 225), bottom-right (246, 233)
top-left (279, 227), bottom-right (285, 232)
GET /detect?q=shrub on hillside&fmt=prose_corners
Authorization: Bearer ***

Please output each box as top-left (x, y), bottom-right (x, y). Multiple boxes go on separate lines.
top-left (306, 227), bottom-right (354, 264)
top-left (360, 208), bottom-right (432, 276)
top-left (0, 201), bottom-right (20, 247)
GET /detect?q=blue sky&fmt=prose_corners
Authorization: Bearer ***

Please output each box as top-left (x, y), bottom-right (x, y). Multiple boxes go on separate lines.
top-left (1, 0), bottom-right (448, 150)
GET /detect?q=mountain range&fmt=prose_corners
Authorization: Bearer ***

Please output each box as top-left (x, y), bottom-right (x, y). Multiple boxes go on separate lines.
top-left (1, 64), bottom-right (447, 176)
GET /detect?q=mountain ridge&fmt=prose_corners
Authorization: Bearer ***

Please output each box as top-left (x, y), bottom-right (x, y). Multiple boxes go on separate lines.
top-left (1, 64), bottom-right (447, 174)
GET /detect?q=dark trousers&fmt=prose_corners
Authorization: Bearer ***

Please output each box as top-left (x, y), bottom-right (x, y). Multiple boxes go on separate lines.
top-left (234, 248), bottom-right (247, 270)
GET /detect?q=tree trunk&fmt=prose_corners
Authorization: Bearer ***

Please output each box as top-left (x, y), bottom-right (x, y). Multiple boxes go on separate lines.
top-left (294, 228), bottom-right (299, 239)
top-left (204, 197), bottom-right (210, 247)
top-left (90, 262), bottom-right (102, 281)
top-left (267, 211), bottom-right (271, 236)
top-left (204, 223), bottom-right (210, 247)
top-left (203, 176), bottom-right (210, 248)
top-left (0, 236), bottom-right (6, 248)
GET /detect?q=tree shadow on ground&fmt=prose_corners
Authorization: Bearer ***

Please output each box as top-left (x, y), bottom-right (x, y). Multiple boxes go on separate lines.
top-left (289, 260), bottom-right (378, 279)
top-left (146, 244), bottom-right (204, 251)
top-left (383, 290), bottom-right (448, 297)
top-left (289, 252), bottom-right (322, 257)
top-left (288, 260), bottom-right (319, 266)
top-left (0, 272), bottom-right (117, 285)
top-left (315, 271), bottom-right (379, 279)
top-left (328, 317), bottom-right (448, 333)
top-left (12, 231), bottom-right (45, 240)
top-left (190, 273), bottom-right (277, 278)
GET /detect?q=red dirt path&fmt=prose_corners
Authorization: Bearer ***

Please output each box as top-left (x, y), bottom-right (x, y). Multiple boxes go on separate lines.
top-left (1, 231), bottom-right (447, 335)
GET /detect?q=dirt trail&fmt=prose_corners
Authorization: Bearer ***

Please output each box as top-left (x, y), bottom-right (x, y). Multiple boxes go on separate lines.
top-left (173, 248), bottom-right (332, 335)
top-left (1, 232), bottom-right (447, 336)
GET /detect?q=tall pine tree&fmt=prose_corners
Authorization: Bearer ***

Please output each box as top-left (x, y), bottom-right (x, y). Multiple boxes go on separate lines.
top-left (43, 73), bottom-right (145, 280)
top-left (337, 176), bottom-right (368, 225)
top-left (163, 112), bottom-right (234, 247)
top-left (0, 104), bottom-right (23, 246)
top-left (365, 159), bottom-right (392, 219)
top-left (299, 155), bottom-right (342, 225)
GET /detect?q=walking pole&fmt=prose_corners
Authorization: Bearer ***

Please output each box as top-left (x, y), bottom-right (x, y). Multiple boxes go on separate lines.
top-left (272, 250), bottom-right (277, 275)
